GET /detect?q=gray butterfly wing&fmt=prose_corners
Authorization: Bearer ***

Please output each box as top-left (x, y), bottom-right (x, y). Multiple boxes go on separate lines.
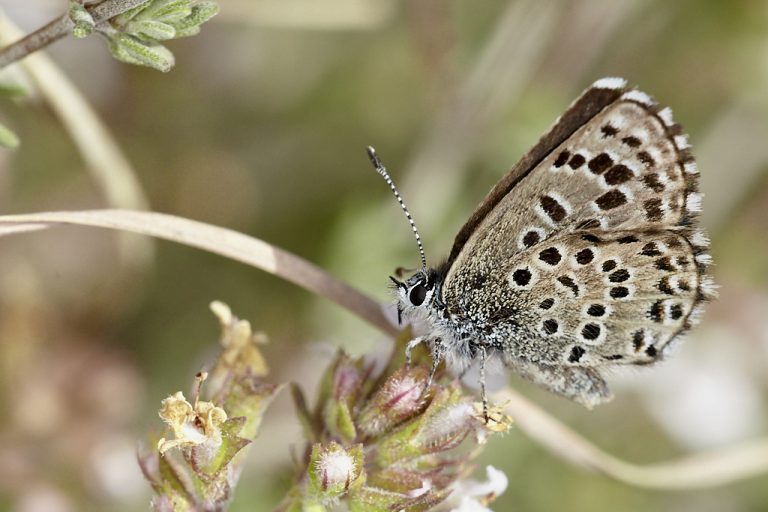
top-left (441, 78), bottom-right (715, 406)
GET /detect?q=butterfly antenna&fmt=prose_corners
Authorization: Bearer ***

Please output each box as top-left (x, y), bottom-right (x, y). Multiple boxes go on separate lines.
top-left (367, 146), bottom-right (428, 272)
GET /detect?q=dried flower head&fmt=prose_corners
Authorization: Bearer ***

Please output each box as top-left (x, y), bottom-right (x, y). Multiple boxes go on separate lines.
top-left (210, 300), bottom-right (268, 378)
top-left (139, 303), bottom-right (280, 511)
top-left (156, 373), bottom-right (228, 454)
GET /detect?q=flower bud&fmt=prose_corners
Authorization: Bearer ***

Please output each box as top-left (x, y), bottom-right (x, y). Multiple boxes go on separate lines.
top-left (320, 353), bottom-right (368, 442)
top-left (416, 397), bottom-right (475, 452)
top-left (366, 383), bottom-right (466, 470)
top-left (308, 442), bottom-right (365, 502)
top-left (357, 365), bottom-right (429, 438)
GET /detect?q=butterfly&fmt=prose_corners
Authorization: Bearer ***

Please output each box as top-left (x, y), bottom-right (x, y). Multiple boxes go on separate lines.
top-left (371, 77), bottom-right (716, 413)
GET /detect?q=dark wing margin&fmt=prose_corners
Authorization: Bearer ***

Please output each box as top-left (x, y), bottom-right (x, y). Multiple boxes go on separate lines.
top-left (447, 78), bottom-right (630, 265)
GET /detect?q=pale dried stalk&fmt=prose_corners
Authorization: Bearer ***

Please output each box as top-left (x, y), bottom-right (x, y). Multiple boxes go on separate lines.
top-left (496, 387), bottom-right (768, 489)
top-left (0, 209), bottom-right (396, 337)
top-left (0, 208), bottom-right (766, 490)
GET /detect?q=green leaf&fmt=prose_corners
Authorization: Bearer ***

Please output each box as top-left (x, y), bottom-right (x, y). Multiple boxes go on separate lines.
top-left (157, 451), bottom-right (200, 505)
top-left (126, 19), bottom-right (177, 40)
top-left (291, 383), bottom-right (320, 443)
top-left (108, 33), bottom-right (175, 72)
top-left (169, 2), bottom-right (219, 38)
top-left (114, 2), bottom-right (153, 25)
top-left (349, 485), bottom-right (451, 512)
top-left (0, 123), bottom-right (19, 149)
top-left (198, 416), bottom-right (251, 479)
top-left (336, 402), bottom-right (357, 442)
top-left (141, 0), bottom-right (193, 23)
top-left (221, 376), bottom-right (282, 441)
top-left (172, 25), bottom-right (201, 38)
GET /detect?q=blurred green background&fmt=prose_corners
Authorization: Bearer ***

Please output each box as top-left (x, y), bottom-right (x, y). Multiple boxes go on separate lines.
top-left (1, 0), bottom-right (767, 510)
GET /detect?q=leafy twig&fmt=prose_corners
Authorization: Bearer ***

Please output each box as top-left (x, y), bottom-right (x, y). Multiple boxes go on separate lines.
top-left (0, 0), bottom-right (151, 69)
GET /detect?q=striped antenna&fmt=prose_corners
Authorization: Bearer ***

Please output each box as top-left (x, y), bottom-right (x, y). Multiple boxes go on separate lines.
top-left (367, 146), bottom-right (427, 272)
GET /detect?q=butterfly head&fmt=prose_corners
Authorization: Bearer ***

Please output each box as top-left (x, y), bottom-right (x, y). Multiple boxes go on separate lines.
top-left (391, 270), bottom-right (434, 306)
top-left (389, 268), bottom-right (443, 325)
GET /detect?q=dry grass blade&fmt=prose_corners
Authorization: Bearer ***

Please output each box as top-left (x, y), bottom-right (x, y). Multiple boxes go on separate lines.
top-left (0, 222), bottom-right (51, 235)
top-left (0, 209), bottom-right (396, 336)
top-left (496, 387), bottom-right (768, 490)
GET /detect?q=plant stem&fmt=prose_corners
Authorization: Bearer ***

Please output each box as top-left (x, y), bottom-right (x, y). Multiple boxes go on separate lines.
top-left (0, 0), bottom-right (151, 69)
top-left (0, 15), bottom-right (70, 68)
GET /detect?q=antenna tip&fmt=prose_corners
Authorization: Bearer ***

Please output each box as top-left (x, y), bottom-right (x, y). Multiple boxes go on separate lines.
top-left (366, 145), bottom-right (378, 162)
top-left (366, 146), bottom-right (384, 170)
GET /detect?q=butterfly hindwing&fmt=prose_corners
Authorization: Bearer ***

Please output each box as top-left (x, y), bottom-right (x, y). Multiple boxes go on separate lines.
top-left (503, 230), bottom-right (702, 364)
top-left (439, 78), bottom-right (714, 405)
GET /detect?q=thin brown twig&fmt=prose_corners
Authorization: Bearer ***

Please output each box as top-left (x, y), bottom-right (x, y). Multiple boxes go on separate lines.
top-left (0, 0), bottom-right (151, 69)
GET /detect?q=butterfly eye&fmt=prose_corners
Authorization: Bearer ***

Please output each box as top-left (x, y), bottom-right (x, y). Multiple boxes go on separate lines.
top-left (409, 284), bottom-right (428, 306)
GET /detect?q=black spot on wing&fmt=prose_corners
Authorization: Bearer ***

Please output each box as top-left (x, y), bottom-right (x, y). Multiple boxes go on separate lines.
top-left (568, 346), bottom-right (586, 363)
top-left (513, 268), bottom-right (532, 286)
top-left (575, 248), bottom-right (594, 264)
top-left (596, 189), bottom-right (628, 210)
top-left (588, 153), bottom-right (613, 174)
top-left (540, 195), bottom-right (567, 222)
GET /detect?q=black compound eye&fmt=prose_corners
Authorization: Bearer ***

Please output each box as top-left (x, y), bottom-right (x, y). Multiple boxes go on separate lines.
top-left (409, 284), bottom-right (428, 306)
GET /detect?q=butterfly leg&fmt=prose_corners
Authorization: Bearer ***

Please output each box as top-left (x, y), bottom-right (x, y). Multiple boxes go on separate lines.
top-left (516, 361), bottom-right (613, 409)
top-left (424, 338), bottom-right (444, 392)
top-left (479, 344), bottom-right (489, 423)
top-left (405, 336), bottom-right (425, 367)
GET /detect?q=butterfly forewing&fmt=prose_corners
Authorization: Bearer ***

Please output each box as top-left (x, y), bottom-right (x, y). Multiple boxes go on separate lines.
top-left (441, 79), bottom-right (714, 391)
